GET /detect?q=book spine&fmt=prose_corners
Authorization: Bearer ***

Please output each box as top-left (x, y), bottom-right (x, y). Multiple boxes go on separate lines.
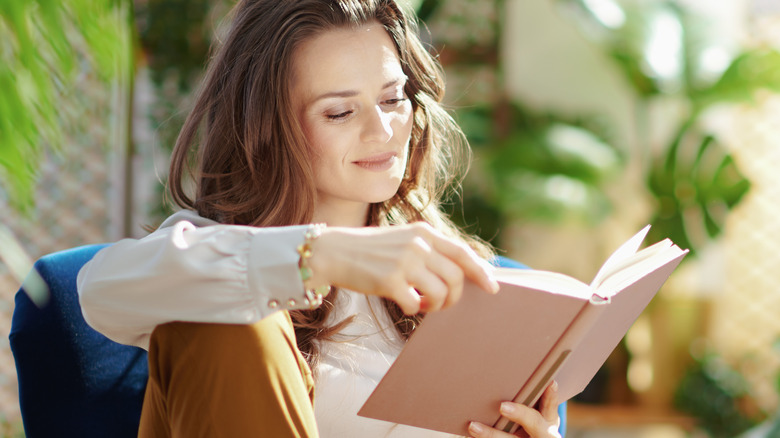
top-left (493, 298), bottom-right (607, 434)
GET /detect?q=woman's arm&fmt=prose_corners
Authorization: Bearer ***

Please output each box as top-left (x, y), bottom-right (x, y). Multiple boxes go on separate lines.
top-left (77, 210), bottom-right (313, 349)
top-left (78, 211), bottom-right (499, 350)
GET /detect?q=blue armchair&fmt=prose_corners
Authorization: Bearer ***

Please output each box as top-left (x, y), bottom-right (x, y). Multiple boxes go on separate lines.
top-left (9, 244), bottom-right (148, 438)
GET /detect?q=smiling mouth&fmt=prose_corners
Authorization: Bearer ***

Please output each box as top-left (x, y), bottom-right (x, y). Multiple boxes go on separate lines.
top-left (353, 152), bottom-right (398, 171)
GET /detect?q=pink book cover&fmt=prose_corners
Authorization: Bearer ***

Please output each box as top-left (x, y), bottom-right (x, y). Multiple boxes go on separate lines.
top-left (358, 229), bottom-right (688, 436)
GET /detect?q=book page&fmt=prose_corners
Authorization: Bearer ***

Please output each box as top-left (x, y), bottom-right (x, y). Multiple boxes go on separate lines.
top-left (493, 268), bottom-right (592, 300)
top-left (590, 225), bottom-right (651, 288)
top-left (494, 226), bottom-right (684, 301)
top-left (594, 241), bottom-right (687, 295)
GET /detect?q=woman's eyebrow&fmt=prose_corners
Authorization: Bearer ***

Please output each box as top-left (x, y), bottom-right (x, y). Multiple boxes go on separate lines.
top-left (381, 76), bottom-right (407, 90)
top-left (313, 89), bottom-right (359, 102)
top-left (312, 77), bottom-right (408, 103)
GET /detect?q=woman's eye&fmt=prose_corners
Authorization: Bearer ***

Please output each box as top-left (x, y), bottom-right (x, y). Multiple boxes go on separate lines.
top-left (384, 97), bottom-right (408, 106)
top-left (326, 110), bottom-right (353, 120)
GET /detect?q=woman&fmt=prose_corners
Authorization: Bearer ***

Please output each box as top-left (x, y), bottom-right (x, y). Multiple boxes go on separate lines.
top-left (77, 0), bottom-right (562, 437)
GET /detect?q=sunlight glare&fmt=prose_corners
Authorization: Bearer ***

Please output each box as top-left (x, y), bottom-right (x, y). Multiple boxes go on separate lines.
top-left (582, 0), bottom-right (626, 29)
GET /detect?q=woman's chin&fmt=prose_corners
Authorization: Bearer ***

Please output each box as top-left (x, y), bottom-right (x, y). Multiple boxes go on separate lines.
top-left (369, 182), bottom-right (404, 204)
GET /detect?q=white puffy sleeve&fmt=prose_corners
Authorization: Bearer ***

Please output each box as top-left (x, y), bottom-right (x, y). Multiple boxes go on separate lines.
top-left (77, 210), bottom-right (312, 350)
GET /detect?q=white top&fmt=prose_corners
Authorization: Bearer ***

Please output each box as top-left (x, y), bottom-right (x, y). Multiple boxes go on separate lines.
top-left (76, 210), bottom-right (461, 438)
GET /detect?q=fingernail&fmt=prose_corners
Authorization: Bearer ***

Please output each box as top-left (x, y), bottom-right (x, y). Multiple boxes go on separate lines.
top-left (551, 380), bottom-right (558, 391)
top-left (468, 422), bottom-right (485, 435)
top-left (500, 402), bottom-right (517, 415)
top-left (484, 270), bottom-right (499, 294)
top-left (419, 296), bottom-right (430, 313)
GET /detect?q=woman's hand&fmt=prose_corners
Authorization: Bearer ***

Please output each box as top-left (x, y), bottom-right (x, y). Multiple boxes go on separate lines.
top-left (307, 222), bottom-right (499, 314)
top-left (468, 382), bottom-right (561, 438)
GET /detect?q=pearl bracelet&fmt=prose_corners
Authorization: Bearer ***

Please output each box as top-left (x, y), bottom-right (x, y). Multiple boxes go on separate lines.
top-left (297, 223), bottom-right (332, 308)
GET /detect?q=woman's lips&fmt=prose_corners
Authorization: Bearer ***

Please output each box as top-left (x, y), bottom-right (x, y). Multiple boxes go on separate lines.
top-left (353, 152), bottom-right (397, 171)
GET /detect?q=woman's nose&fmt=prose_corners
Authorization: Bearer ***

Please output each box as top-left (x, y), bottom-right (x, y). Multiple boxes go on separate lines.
top-left (361, 106), bottom-right (393, 144)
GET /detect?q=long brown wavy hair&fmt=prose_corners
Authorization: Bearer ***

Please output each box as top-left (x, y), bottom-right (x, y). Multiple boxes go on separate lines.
top-left (168, 0), bottom-right (493, 368)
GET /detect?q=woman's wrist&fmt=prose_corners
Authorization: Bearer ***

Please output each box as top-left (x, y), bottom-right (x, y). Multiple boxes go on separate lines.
top-left (297, 223), bottom-right (332, 307)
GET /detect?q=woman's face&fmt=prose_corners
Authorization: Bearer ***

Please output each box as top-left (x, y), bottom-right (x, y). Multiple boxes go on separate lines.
top-left (292, 21), bottom-right (414, 225)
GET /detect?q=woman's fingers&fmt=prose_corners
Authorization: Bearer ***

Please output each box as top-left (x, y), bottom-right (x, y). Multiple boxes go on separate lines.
top-left (422, 250), bottom-right (465, 310)
top-left (400, 233), bottom-right (464, 313)
top-left (467, 407), bottom-right (560, 438)
top-left (310, 222), bottom-right (498, 313)
top-left (500, 402), bottom-right (560, 438)
top-left (390, 286), bottom-right (422, 315)
top-left (538, 381), bottom-right (559, 424)
top-left (407, 267), bottom-right (449, 312)
top-left (468, 382), bottom-right (560, 438)
top-left (467, 421), bottom-right (504, 438)
top-left (423, 226), bottom-right (499, 295)
top-left (406, 223), bottom-right (495, 311)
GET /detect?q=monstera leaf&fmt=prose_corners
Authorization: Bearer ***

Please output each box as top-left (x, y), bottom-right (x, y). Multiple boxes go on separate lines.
top-left (646, 123), bottom-right (749, 256)
top-left (554, 0), bottom-right (776, 257)
top-left (645, 48), bottom-right (780, 254)
top-left (692, 48), bottom-right (780, 108)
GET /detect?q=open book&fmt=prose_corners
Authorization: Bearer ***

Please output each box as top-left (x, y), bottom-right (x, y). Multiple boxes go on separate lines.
top-left (358, 226), bottom-right (688, 436)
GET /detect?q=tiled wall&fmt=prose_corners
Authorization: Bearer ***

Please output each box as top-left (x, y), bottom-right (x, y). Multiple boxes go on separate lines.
top-left (715, 93), bottom-right (780, 413)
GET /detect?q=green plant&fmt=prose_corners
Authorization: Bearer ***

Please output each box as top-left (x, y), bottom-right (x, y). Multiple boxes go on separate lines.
top-left (0, 0), bottom-right (133, 213)
top-left (674, 353), bottom-right (762, 437)
top-left (420, 0), bottom-right (624, 247)
top-left (0, 0), bottom-right (133, 285)
top-left (451, 103), bottom-right (623, 244)
top-left (436, 0), bottom-right (756, 258)
top-left (734, 339), bottom-right (780, 437)
top-left (557, 0), bottom-right (780, 256)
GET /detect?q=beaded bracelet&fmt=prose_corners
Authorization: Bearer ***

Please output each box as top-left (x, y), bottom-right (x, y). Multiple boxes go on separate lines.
top-left (297, 223), bottom-right (332, 308)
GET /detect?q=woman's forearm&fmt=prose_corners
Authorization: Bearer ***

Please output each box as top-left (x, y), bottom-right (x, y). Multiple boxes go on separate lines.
top-left (77, 210), bottom-right (313, 349)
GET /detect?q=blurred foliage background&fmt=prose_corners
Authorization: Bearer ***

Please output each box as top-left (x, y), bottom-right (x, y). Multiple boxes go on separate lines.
top-left (3, 0), bottom-right (780, 436)
top-left (0, 0), bottom-right (132, 214)
top-left (1, 0), bottom-right (768, 251)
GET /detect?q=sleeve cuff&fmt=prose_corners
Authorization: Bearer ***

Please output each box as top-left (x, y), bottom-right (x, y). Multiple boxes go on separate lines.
top-left (247, 225), bottom-right (318, 313)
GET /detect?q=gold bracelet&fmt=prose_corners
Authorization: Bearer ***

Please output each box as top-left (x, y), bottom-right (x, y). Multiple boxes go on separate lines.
top-left (297, 223), bottom-right (331, 308)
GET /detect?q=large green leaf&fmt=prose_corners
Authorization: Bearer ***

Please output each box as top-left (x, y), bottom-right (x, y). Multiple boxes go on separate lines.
top-left (456, 104), bottom-right (622, 232)
top-left (646, 121), bottom-right (750, 255)
top-left (558, 0), bottom-right (756, 257)
top-left (693, 49), bottom-right (780, 110)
